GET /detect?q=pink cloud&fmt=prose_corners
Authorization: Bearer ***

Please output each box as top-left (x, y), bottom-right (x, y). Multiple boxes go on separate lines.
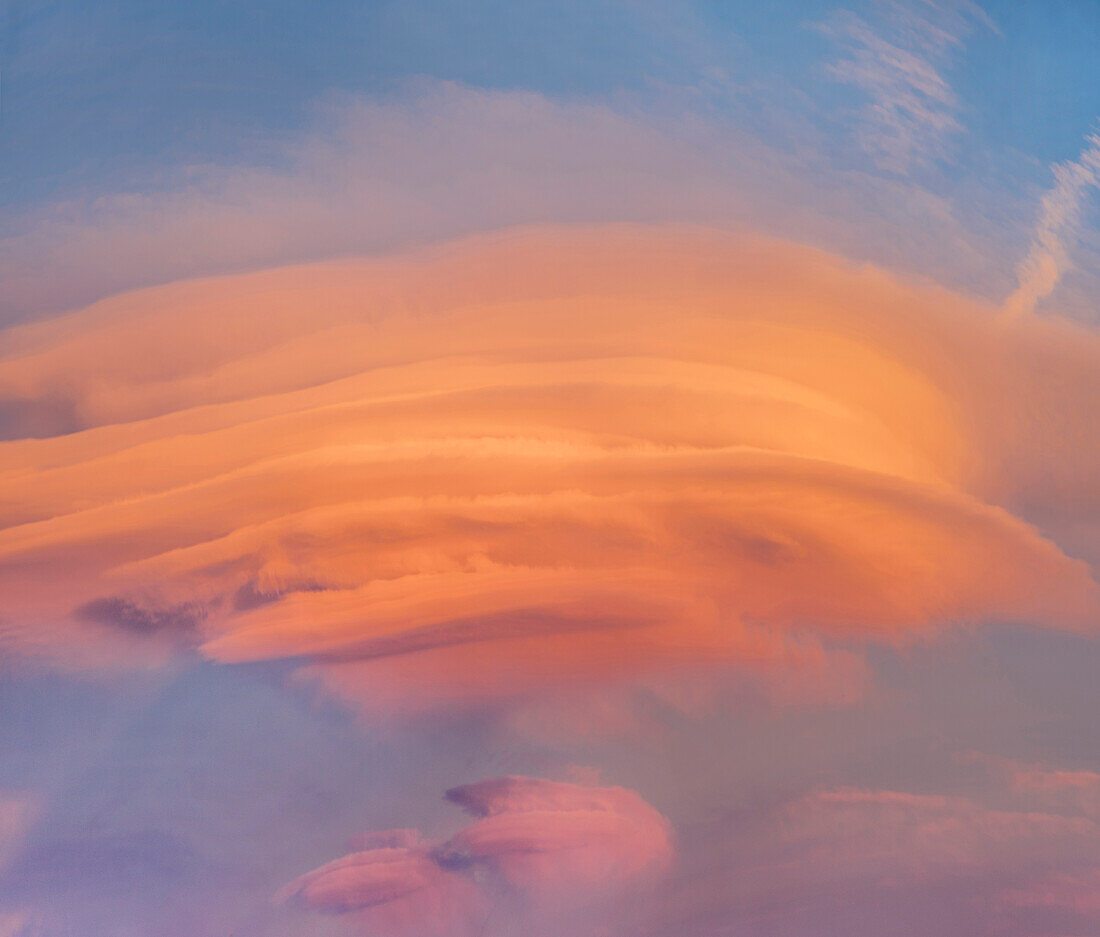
top-left (1003, 867), bottom-right (1100, 916)
top-left (278, 836), bottom-right (486, 937)
top-left (0, 792), bottom-right (40, 873)
top-left (966, 753), bottom-right (1100, 819)
top-left (0, 912), bottom-right (35, 937)
top-left (440, 776), bottom-right (672, 902)
top-left (280, 776), bottom-right (672, 936)
top-left (777, 787), bottom-right (1097, 881)
top-left (1007, 765), bottom-right (1100, 818)
top-left (633, 763), bottom-right (1100, 937)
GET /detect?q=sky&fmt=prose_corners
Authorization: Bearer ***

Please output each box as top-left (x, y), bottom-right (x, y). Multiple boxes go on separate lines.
top-left (0, 2), bottom-right (1099, 936)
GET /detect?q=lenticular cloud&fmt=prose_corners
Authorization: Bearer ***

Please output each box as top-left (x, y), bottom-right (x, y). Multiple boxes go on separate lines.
top-left (0, 225), bottom-right (1096, 708)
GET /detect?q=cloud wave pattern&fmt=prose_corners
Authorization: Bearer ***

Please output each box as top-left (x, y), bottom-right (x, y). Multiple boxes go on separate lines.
top-left (0, 225), bottom-right (1096, 709)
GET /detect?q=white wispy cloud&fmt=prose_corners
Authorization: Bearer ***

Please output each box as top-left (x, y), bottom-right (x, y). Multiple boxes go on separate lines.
top-left (1002, 133), bottom-right (1100, 320)
top-left (0, 82), bottom-right (999, 327)
top-left (824, 1), bottom-right (993, 173)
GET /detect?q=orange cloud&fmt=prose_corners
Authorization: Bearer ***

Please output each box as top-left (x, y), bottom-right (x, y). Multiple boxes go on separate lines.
top-left (279, 775), bottom-right (671, 936)
top-left (0, 225), bottom-right (1096, 707)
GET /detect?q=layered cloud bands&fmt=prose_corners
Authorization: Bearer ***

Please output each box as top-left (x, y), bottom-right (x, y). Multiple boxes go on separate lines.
top-left (279, 776), bottom-right (671, 936)
top-left (0, 226), bottom-right (1096, 704)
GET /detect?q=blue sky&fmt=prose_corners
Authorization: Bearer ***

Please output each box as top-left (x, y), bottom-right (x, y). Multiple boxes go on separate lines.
top-left (4, 0), bottom-right (1100, 204)
top-left (3, 0), bottom-right (1100, 330)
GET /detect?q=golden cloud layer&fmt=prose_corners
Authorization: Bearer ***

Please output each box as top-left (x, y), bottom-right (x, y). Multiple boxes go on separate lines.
top-left (0, 225), bottom-right (1096, 708)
